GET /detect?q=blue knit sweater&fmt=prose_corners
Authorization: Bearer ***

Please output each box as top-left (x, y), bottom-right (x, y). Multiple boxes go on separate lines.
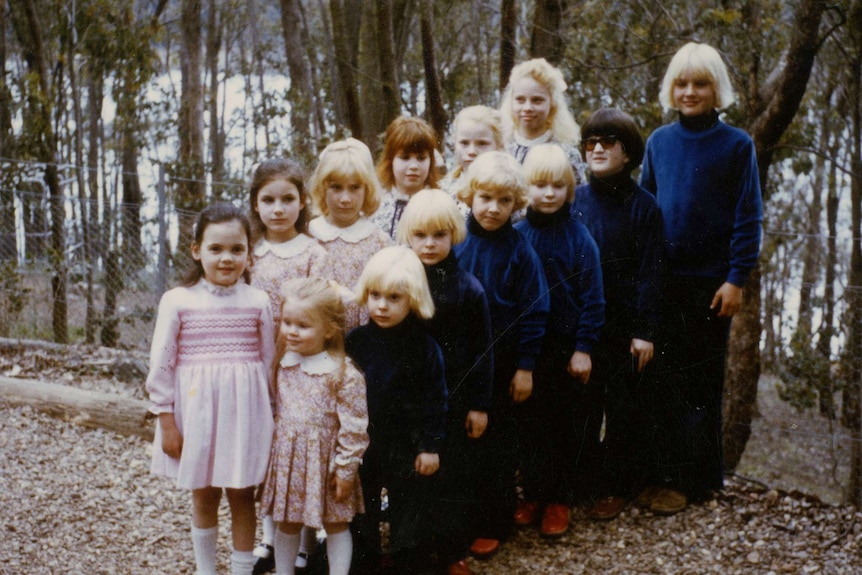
top-left (639, 115), bottom-right (763, 287)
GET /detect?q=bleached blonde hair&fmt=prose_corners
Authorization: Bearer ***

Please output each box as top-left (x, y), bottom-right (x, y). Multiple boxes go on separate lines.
top-left (278, 277), bottom-right (346, 358)
top-left (523, 144), bottom-right (576, 203)
top-left (450, 106), bottom-right (506, 179)
top-left (659, 42), bottom-right (736, 112)
top-left (395, 188), bottom-right (467, 246)
top-left (499, 58), bottom-right (580, 146)
top-left (308, 138), bottom-right (382, 217)
top-left (355, 246), bottom-right (435, 320)
top-left (456, 151), bottom-right (528, 211)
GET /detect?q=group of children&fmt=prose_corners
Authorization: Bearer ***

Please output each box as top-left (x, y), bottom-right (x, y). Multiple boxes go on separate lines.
top-left (145, 42), bottom-right (763, 575)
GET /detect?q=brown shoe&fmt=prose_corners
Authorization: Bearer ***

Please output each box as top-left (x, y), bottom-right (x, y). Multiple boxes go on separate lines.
top-left (650, 488), bottom-right (687, 515)
top-left (447, 559), bottom-right (471, 575)
top-left (635, 485), bottom-right (664, 507)
top-left (469, 538), bottom-right (499, 559)
top-left (587, 496), bottom-right (626, 521)
top-left (540, 503), bottom-right (570, 537)
top-left (514, 501), bottom-right (541, 526)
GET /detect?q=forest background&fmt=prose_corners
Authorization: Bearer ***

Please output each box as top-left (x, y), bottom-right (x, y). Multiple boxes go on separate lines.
top-left (1, 0), bottom-right (861, 507)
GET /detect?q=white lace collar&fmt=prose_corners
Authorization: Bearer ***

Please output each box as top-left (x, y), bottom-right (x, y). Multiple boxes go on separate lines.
top-left (280, 350), bottom-right (340, 374)
top-left (512, 130), bottom-right (553, 147)
top-left (254, 234), bottom-right (315, 258)
top-left (199, 278), bottom-right (239, 296)
top-left (309, 216), bottom-right (378, 243)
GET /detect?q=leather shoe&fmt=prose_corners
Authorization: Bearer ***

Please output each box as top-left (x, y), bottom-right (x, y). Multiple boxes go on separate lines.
top-left (587, 496), bottom-right (626, 521)
top-left (650, 488), bottom-right (687, 515)
top-left (635, 485), bottom-right (664, 507)
top-left (469, 538), bottom-right (499, 559)
top-left (540, 503), bottom-right (570, 537)
top-left (447, 559), bottom-right (472, 575)
top-left (514, 501), bottom-right (541, 526)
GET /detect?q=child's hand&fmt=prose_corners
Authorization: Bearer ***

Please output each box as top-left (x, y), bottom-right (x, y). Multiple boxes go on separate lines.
top-left (510, 369), bottom-right (533, 402)
top-left (331, 475), bottom-right (354, 502)
top-left (630, 338), bottom-right (655, 373)
top-left (158, 413), bottom-right (183, 459)
top-left (567, 351), bottom-right (592, 384)
top-left (414, 452), bottom-right (440, 476)
top-left (710, 282), bottom-right (743, 317)
top-left (465, 410), bottom-right (488, 439)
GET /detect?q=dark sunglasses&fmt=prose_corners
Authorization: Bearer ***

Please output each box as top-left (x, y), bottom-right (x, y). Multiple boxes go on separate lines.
top-left (583, 135), bottom-right (621, 151)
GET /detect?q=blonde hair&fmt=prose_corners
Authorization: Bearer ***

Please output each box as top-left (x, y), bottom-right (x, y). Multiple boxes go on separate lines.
top-left (355, 246), bottom-right (435, 320)
top-left (659, 42), bottom-right (736, 112)
top-left (308, 138), bottom-right (382, 217)
top-left (523, 144), bottom-right (576, 203)
top-left (456, 151), bottom-right (529, 211)
top-left (499, 58), bottom-right (580, 146)
top-left (395, 188), bottom-right (467, 246)
top-left (450, 106), bottom-right (506, 179)
top-left (276, 277), bottom-right (347, 365)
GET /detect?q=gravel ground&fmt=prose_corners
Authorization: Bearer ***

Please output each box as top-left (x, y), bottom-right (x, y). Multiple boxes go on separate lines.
top-left (1, 345), bottom-right (861, 574)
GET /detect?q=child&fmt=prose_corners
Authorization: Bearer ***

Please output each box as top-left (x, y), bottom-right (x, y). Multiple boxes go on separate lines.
top-left (396, 189), bottom-right (494, 575)
top-left (258, 278), bottom-right (369, 575)
top-left (570, 109), bottom-right (666, 520)
top-left (499, 58), bottom-right (586, 184)
top-left (372, 116), bottom-right (440, 238)
top-left (147, 202), bottom-right (275, 575)
top-left (345, 246), bottom-right (448, 574)
top-left (454, 151), bottom-right (549, 558)
top-left (639, 43), bottom-right (762, 509)
top-left (513, 143), bottom-right (605, 536)
top-left (308, 138), bottom-right (392, 329)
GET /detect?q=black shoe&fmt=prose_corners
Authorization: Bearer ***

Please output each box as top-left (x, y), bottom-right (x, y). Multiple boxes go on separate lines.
top-left (252, 544), bottom-right (275, 575)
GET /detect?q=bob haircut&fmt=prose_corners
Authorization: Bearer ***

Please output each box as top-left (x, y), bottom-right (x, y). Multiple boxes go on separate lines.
top-left (395, 188), bottom-right (467, 246)
top-left (355, 245), bottom-right (435, 320)
top-left (249, 158), bottom-right (309, 241)
top-left (580, 108), bottom-right (645, 174)
top-left (184, 202), bottom-right (252, 287)
top-left (450, 105), bottom-right (506, 178)
top-left (499, 58), bottom-right (580, 146)
top-left (309, 138), bottom-right (382, 217)
top-left (456, 151), bottom-right (529, 212)
top-left (377, 116), bottom-right (440, 190)
top-left (659, 42), bottom-right (736, 112)
top-left (278, 277), bottom-right (346, 358)
top-left (523, 144), bottom-right (576, 203)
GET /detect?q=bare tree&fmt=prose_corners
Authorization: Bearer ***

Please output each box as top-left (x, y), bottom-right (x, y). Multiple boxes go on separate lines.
top-left (280, 0), bottom-right (315, 161)
top-left (530, 0), bottom-right (564, 64)
top-left (420, 0), bottom-right (446, 143)
top-left (500, 0), bottom-right (517, 90)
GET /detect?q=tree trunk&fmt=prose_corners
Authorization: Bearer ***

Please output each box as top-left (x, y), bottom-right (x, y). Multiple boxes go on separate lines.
top-left (816, 134), bottom-right (839, 419)
top-left (420, 0), bottom-right (446, 143)
top-left (375, 0), bottom-right (401, 130)
top-left (279, 0), bottom-right (315, 161)
top-left (330, 0), bottom-right (363, 141)
top-left (0, 0), bottom-right (15, 263)
top-left (206, 0), bottom-right (225, 185)
top-left (499, 0), bottom-right (517, 90)
top-left (530, 0), bottom-right (564, 64)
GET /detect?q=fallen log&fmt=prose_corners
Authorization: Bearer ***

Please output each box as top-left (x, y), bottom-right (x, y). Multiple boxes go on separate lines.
top-left (0, 375), bottom-right (154, 441)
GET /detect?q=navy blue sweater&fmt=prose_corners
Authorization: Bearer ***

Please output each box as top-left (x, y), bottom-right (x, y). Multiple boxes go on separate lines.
top-left (422, 252), bottom-right (494, 413)
top-left (514, 205), bottom-right (605, 355)
top-left (454, 215), bottom-right (550, 373)
top-left (572, 174), bottom-right (665, 342)
top-left (639, 114), bottom-right (763, 287)
top-left (346, 315), bottom-right (448, 455)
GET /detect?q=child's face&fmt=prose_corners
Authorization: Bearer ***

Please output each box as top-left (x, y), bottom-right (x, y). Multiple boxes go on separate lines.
top-left (367, 289), bottom-right (411, 329)
top-left (393, 151), bottom-right (430, 195)
top-left (512, 76), bottom-right (552, 139)
top-left (672, 74), bottom-right (717, 117)
top-left (454, 120), bottom-right (497, 171)
top-left (471, 188), bottom-right (515, 232)
top-left (585, 135), bottom-right (629, 178)
top-left (255, 179), bottom-right (301, 242)
top-left (407, 227), bottom-right (453, 266)
top-left (325, 176), bottom-right (366, 228)
top-left (528, 180), bottom-right (568, 214)
top-left (191, 220), bottom-right (249, 287)
top-left (280, 299), bottom-right (333, 357)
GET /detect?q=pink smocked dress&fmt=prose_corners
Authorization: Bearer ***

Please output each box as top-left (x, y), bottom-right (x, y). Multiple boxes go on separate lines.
top-left (147, 279), bottom-right (275, 490)
top-left (260, 351), bottom-right (369, 527)
top-left (250, 234), bottom-right (329, 320)
top-left (308, 217), bottom-right (392, 329)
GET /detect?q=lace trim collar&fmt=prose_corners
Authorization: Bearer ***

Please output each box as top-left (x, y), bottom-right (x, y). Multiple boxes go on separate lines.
top-left (512, 130), bottom-right (553, 147)
top-left (254, 234), bottom-right (315, 258)
top-left (280, 350), bottom-right (340, 374)
top-left (199, 278), bottom-right (239, 296)
top-left (309, 217), bottom-right (378, 243)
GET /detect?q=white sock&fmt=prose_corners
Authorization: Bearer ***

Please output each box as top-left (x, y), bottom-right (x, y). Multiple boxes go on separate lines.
top-left (325, 530), bottom-right (353, 575)
top-left (255, 515), bottom-right (276, 557)
top-left (273, 529), bottom-right (301, 575)
top-left (191, 525), bottom-right (218, 575)
top-left (296, 526), bottom-right (314, 568)
top-left (230, 549), bottom-right (256, 575)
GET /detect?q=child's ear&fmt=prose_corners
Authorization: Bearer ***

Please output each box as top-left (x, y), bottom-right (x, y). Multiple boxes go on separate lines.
top-left (191, 243), bottom-right (201, 261)
top-left (324, 321), bottom-right (338, 341)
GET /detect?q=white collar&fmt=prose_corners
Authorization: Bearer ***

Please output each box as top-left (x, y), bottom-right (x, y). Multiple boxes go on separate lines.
top-left (254, 234), bottom-right (315, 258)
top-left (279, 350), bottom-right (340, 374)
top-left (512, 130), bottom-right (553, 147)
top-left (382, 188), bottom-right (411, 203)
top-left (199, 278), bottom-right (238, 296)
top-left (309, 216), bottom-right (378, 243)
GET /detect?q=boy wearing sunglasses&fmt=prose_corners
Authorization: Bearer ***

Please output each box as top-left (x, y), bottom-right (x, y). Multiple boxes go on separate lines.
top-left (571, 108), bottom-right (666, 520)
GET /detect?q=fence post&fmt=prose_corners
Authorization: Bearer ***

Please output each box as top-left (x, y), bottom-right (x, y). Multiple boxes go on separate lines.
top-left (156, 164), bottom-right (167, 301)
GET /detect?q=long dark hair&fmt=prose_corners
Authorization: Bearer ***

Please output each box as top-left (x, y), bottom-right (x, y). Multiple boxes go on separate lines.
top-left (248, 158), bottom-right (309, 242)
top-left (182, 202), bottom-right (253, 287)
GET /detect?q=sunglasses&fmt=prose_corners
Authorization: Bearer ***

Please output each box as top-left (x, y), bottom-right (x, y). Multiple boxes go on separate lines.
top-left (583, 135), bottom-right (621, 152)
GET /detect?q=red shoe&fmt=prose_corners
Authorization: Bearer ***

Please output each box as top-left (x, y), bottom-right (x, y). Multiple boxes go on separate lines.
top-left (540, 503), bottom-right (570, 537)
top-left (587, 496), bottom-right (627, 521)
top-left (447, 559), bottom-right (472, 575)
top-left (513, 501), bottom-right (541, 526)
top-left (469, 538), bottom-right (499, 559)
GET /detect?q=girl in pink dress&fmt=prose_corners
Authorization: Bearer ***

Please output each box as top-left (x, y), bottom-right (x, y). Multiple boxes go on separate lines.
top-left (259, 277), bottom-right (369, 575)
top-left (147, 202), bottom-right (275, 575)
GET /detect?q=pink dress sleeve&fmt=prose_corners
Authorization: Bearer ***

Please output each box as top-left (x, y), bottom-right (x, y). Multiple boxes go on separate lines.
top-left (333, 360), bottom-right (370, 481)
top-left (145, 290), bottom-right (182, 415)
